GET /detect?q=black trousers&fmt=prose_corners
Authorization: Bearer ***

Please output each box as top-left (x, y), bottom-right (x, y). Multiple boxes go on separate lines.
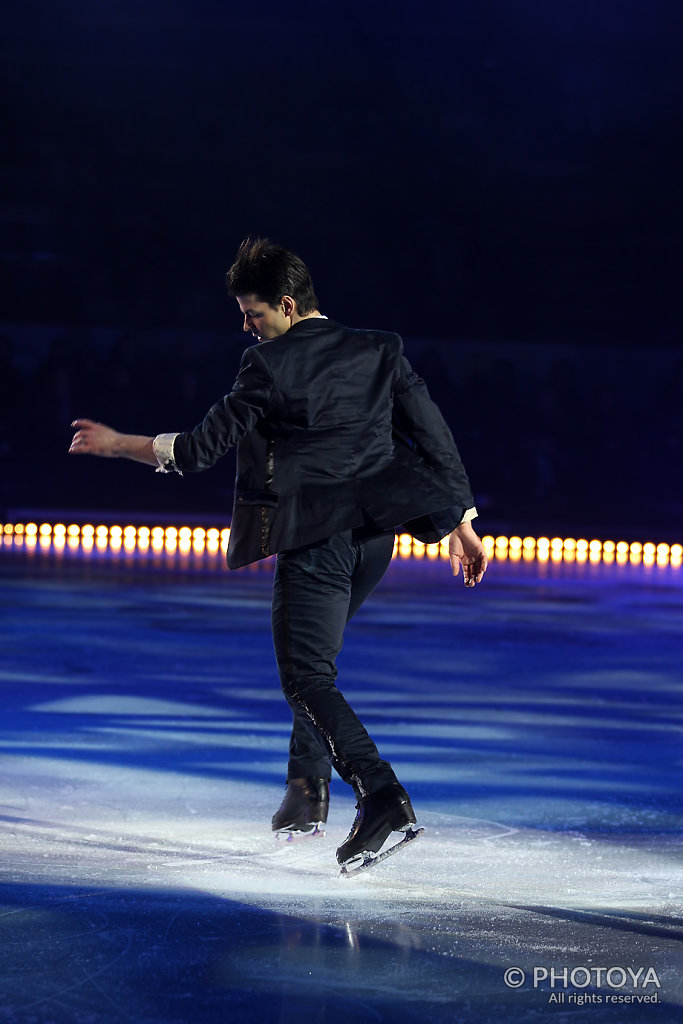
top-left (271, 527), bottom-right (397, 798)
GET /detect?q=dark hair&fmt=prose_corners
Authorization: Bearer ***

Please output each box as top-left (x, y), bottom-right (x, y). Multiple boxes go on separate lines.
top-left (226, 237), bottom-right (319, 314)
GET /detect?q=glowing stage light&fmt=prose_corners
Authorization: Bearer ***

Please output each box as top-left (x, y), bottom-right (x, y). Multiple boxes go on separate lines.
top-left (398, 532), bottom-right (412, 552)
top-left (4, 519), bottom-right (678, 571)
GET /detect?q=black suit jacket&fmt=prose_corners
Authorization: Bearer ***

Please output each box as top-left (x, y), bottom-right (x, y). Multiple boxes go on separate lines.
top-left (172, 318), bottom-right (475, 569)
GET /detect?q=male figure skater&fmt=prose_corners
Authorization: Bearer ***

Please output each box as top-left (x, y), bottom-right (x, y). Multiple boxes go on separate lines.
top-left (69, 238), bottom-right (487, 872)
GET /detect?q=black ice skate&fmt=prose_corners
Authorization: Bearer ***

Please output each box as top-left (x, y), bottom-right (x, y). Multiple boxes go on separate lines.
top-left (336, 782), bottom-right (425, 876)
top-left (271, 777), bottom-right (329, 841)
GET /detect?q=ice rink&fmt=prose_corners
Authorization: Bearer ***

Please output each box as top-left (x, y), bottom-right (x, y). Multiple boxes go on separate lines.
top-left (1, 538), bottom-right (682, 1022)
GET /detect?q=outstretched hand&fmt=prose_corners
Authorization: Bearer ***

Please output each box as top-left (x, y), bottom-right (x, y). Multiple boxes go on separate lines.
top-left (69, 421), bottom-right (158, 467)
top-left (69, 418), bottom-right (122, 457)
top-left (448, 523), bottom-right (488, 587)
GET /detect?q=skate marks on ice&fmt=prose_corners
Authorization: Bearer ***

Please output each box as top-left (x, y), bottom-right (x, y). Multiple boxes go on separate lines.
top-left (2, 768), bottom-right (680, 912)
top-left (2, 767), bottom-right (683, 1020)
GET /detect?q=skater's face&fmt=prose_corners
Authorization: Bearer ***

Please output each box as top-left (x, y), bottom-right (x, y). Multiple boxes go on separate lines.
top-left (236, 294), bottom-right (295, 343)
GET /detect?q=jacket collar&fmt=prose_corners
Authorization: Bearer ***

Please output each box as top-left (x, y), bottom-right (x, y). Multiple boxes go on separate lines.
top-left (282, 316), bottom-right (336, 338)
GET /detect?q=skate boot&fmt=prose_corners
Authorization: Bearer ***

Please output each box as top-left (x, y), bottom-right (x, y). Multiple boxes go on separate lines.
top-left (271, 777), bottom-right (329, 841)
top-left (336, 782), bottom-right (424, 875)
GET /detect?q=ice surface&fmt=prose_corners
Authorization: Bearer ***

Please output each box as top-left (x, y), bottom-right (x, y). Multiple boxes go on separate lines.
top-left (0, 544), bottom-right (682, 1022)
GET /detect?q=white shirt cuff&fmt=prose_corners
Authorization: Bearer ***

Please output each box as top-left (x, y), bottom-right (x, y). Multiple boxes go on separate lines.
top-left (460, 507), bottom-right (478, 523)
top-left (153, 432), bottom-right (182, 474)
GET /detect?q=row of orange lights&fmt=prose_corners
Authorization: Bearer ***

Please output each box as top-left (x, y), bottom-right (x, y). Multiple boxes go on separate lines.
top-left (1, 522), bottom-right (681, 565)
top-left (2, 522), bottom-right (231, 553)
top-left (398, 533), bottom-right (681, 564)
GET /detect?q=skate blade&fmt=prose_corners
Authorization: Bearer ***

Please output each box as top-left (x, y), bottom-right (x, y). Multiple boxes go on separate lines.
top-left (340, 826), bottom-right (425, 877)
top-left (274, 824), bottom-right (326, 844)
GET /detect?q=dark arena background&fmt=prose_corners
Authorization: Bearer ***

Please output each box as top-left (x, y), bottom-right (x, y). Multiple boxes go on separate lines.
top-left (1, 3), bottom-right (682, 1023)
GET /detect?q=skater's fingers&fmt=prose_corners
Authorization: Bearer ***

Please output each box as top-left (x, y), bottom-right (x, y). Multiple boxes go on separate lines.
top-left (449, 553), bottom-right (462, 577)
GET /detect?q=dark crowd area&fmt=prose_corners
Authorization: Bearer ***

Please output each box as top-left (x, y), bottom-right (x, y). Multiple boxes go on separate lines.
top-left (1, 325), bottom-right (681, 541)
top-left (2, 2), bottom-right (681, 346)
top-left (1, 1), bottom-right (682, 538)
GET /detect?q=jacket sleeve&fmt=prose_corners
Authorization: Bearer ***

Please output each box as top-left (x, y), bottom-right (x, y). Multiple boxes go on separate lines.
top-left (173, 345), bottom-right (274, 472)
top-left (392, 355), bottom-right (473, 494)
